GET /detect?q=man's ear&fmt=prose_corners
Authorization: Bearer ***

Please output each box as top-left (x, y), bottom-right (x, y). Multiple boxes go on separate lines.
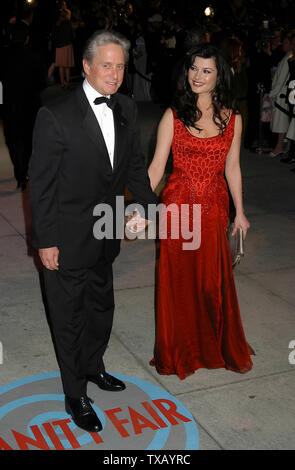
top-left (82, 59), bottom-right (89, 76)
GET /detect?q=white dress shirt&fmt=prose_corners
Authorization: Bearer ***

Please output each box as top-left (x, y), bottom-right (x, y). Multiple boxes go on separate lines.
top-left (83, 79), bottom-right (115, 168)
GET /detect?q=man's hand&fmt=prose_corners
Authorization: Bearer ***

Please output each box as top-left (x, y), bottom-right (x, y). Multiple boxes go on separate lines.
top-left (39, 247), bottom-right (59, 270)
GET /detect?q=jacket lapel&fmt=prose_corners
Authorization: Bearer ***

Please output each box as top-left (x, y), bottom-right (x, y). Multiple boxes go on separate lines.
top-left (76, 86), bottom-right (128, 173)
top-left (112, 100), bottom-right (128, 171)
top-left (76, 86), bottom-right (113, 172)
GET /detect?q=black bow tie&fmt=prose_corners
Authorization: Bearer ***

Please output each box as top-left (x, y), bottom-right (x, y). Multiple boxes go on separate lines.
top-left (94, 95), bottom-right (115, 110)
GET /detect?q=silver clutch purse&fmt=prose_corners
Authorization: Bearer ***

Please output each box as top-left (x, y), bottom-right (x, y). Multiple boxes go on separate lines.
top-left (227, 223), bottom-right (244, 268)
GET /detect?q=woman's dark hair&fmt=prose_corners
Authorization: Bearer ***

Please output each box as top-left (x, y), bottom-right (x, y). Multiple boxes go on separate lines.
top-left (171, 44), bottom-right (238, 133)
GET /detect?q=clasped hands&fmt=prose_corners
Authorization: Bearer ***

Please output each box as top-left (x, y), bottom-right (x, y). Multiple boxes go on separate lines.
top-left (125, 209), bottom-right (151, 236)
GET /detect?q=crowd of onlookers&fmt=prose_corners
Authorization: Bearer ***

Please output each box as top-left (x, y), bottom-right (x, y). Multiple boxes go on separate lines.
top-left (1, 0), bottom-right (295, 186)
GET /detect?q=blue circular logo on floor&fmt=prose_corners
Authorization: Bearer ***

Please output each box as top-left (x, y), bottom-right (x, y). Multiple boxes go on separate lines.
top-left (0, 372), bottom-right (199, 450)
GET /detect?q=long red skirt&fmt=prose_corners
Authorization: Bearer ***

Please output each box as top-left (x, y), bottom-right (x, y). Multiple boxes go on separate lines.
top-left (150, 206), bottom-right (254, 379)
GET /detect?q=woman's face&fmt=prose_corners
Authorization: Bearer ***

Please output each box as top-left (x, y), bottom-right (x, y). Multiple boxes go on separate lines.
top-left (188, 56), bottom-right (218, 96)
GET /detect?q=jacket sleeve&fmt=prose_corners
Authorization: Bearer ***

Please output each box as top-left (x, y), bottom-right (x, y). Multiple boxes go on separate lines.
top-left (29, 107), bottom-right (63, 248)
top-left (126, 100), bottom-right (158, 219)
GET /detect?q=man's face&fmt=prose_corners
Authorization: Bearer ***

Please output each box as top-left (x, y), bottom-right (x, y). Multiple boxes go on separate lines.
top-left (83, 43), bottom-right (125, 96)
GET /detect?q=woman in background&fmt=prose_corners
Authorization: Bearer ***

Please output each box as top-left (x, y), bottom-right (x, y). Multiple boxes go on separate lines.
top-left (52, 1), bottom-right (75, 88)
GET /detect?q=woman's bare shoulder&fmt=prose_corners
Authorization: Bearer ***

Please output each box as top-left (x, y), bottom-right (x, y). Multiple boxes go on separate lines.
top-left (159, 107), bottom-right (174, 126)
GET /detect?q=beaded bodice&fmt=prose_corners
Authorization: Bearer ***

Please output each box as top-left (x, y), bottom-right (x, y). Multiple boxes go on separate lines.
top-left (162, 111), bottom-right (236, 228)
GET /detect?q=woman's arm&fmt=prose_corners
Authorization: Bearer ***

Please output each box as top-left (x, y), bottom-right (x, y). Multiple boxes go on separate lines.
top-left (225, 113), bottom-right (250, 238)
top-left (148, 108), bottom-right (174, 191)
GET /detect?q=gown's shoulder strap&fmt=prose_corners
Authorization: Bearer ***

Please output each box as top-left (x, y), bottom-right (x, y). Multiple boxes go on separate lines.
top-left (171, 108), bottom-right (178, 119)
top-left (225, 111), bottom-right (236, 134)
top-left (230, 112), bottom-right (237, 134)
top-left (230, 112), bottom-right (236, 126)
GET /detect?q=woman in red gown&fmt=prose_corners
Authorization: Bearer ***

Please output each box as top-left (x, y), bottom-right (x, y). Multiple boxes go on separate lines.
top-left (148, 44), bottom-right (253, 379)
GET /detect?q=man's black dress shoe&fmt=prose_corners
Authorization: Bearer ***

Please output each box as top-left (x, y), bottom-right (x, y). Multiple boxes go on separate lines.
top-left (87, 372), bottom-right (126, 392)
top-left (65, 395), bottom-right (102, 432)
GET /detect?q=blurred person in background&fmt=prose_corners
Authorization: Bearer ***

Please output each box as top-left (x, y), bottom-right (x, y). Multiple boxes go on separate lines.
top-left (244, 28), bottom-right (273, 151)
top-left (270, 25), bottom-right (285, 70)
top-left (281, 33), bottom-right (295, 171)
top-left (50, 1), bottom-right (75, 88)
top-left (132, 22), bottom-right (152, 101)
top-left (221, 36), bottom-right (248, 136)
top-left (145, 13), bottom-right (165, 102)
top-left (267, 30), bottom-right (293, 157)
top-left (2, 23), bottom-right (46, 190)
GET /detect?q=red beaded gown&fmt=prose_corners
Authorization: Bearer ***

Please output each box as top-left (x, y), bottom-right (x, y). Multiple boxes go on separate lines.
top-left (150, 111), bottom-right (253, 379)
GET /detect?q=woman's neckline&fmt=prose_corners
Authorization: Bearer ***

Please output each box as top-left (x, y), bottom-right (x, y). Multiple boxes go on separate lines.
top-left (184, 112), bottom-right (234, 140)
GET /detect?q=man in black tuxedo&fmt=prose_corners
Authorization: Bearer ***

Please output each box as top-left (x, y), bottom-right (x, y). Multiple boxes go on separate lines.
top-left (29, 30), bottom-right (157, 433)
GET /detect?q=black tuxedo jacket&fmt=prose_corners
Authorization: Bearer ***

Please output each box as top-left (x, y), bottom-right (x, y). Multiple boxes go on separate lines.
top-left (29, 85), bottom-right (158, 269)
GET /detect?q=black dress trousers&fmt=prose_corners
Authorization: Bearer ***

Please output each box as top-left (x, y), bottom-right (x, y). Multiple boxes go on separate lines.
top-left (43, 257), bottom-right (115, 398)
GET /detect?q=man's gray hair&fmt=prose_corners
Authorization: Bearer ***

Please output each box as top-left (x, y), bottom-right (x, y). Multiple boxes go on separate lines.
top-left (83, 30), bottom-right (130, 63)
